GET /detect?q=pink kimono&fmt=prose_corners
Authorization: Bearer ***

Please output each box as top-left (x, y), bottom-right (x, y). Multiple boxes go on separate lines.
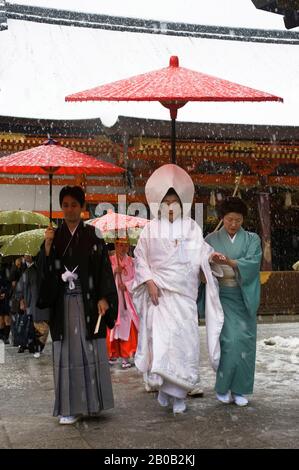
top-left (107, 254), bottom-right (139, 359)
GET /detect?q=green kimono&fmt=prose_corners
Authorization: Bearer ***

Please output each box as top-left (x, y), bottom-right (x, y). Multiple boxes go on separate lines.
top-left (205, 227), bottom-right (262, 395)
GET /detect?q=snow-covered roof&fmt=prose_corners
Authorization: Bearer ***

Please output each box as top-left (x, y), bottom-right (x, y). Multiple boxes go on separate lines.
top-left (0, 2), bottom-right (298, 127)
top-left (7, 0), bottom-right (291, 30)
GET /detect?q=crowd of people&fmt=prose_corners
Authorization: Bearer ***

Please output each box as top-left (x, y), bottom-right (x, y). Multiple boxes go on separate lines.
top-left (0, 256), bottom-right (50, 357)
top-left (1, 163), bottom-right (262, 425)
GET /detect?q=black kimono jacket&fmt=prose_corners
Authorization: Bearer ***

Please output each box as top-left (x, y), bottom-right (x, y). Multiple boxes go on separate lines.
top-left (36, 220), bottom-right (118, 342)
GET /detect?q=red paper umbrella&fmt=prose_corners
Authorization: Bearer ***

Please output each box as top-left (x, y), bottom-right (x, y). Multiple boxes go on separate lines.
top-left (87, 210), bottom-right (148, 232)
top-left (0, 138), bottom-right (125, 221)
top-left (66, 55), bottom-right (283, 164)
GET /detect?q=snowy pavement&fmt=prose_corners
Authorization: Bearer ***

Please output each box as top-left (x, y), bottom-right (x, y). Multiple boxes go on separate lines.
top-left (0, 321), bottom-right (298, 449)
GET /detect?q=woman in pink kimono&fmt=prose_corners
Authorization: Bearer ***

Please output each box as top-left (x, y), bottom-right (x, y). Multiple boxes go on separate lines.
top-left (106, 238), bottom-right (139, 368)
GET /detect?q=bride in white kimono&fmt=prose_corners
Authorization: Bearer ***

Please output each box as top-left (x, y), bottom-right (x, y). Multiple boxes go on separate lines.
top-left (132, 164), bottom-right (224, 414)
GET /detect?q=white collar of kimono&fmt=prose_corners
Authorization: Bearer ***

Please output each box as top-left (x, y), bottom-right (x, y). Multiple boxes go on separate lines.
top-left (159, 216), bottom-right (189, 240)
top-left (227, 232), bottom-right (237, 243)
top-left (67, 223), bottom-right (80, 236)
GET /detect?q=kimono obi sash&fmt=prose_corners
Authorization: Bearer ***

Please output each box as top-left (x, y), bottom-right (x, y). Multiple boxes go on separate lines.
top-left (218, 264), bottom-right (238, 287)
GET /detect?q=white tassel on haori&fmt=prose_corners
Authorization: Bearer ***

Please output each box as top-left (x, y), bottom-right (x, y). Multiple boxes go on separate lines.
top-left (61, 265), bottom-right (78, 290)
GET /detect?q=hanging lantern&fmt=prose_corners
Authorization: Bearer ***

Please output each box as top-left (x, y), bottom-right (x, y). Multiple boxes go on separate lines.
top-left (209, 190), bottom-right (216, 207)
top-left (284, 191), bottom-right (292, 208)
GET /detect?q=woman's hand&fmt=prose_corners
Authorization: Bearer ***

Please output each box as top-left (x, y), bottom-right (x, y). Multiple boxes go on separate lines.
top-left (211, 253), bottom-right (237, 268)
top-left (98, 298), bottom-right (109, 316)
top-left (146, 280), bottom-right (160, 306)
top-left (210, 252), bottom-right (227, 264)
top-left (119, 283), bottom-right (127, 292)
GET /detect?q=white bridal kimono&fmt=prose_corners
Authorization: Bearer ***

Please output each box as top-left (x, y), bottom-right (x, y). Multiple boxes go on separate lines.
top-left (132, 216), bottom-right (224, 396)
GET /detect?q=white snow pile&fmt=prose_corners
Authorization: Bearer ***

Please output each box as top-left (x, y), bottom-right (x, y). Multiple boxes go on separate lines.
top-left (256, 336), bottom-right (299, 392)
top-left (261, 335), bottom-right (299, 360)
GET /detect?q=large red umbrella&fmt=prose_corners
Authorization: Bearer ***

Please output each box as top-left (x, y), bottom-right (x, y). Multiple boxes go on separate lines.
top-left (65, 55), bottom-right (283, 164)
top-left (0, 138), bottom-right (125, 221)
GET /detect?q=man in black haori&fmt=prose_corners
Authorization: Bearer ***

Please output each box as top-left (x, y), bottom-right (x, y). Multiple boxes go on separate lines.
top-left (37, 186), bottom-right (118, 425)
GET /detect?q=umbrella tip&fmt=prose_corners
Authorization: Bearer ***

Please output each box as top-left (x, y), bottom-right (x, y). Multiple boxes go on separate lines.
top-left (43, 136), bottom-right (58, 146)
top-left (169, 56), bottom-right (179, 67)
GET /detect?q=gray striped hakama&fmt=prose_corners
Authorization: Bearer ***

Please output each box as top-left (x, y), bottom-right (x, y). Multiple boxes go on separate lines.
top-left (52, 280), bottom-right (114, 417)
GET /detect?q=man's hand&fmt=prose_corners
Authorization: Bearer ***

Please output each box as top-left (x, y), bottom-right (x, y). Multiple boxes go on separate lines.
top-left (97, 298), bottom-right (109, 316)
top-left (146, 280), bottom-right (160, 306)
top-left (20, 299), bottom-right (26, 311)
top-left (45, 225), bottom-right (55, 256)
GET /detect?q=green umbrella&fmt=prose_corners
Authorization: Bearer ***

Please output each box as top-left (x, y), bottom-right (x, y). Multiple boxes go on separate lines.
top-left (0, 210), bottom-right (51, 236)
top-left (0, 229), bottom-right (46, 257)
top-left (0, 235), bottom-right (14, 247)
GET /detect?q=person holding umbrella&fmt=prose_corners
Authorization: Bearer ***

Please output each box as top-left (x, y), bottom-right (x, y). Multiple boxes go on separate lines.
top-left (106, 236), bottom-right (139, 369)
top-left (37, 186), bottom-right (118, 425)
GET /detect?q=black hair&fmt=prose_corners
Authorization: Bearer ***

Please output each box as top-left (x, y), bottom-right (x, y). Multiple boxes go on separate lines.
top-left (163, 187), bottom-right (179, 199)
top-left (161, 187), bottom-right (182, 207)
top-left (59, 186), bottom-right (85, 208)
top-left (218, 197), bottom-right (248, 218)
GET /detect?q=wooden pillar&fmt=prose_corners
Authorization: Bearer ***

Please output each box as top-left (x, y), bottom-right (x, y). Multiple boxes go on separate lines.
top-left (257, 191), bottom-right (272, 271)
top-left (123, 131), bottom-right (129, 193)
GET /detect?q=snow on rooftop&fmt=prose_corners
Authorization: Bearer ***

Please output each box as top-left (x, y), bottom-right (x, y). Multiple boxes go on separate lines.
top-left (8, 0), bottom-right (287, 30)
top-left (0, 10), bottom-right (297, 126)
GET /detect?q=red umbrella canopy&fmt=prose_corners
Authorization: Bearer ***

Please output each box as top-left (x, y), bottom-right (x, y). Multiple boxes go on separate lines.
top-left (66, 56), bottom-right (283, 165)
top-left (0, 138), bottom-right (125, 175)
top-left (66, 55), bottom-right (283, 118)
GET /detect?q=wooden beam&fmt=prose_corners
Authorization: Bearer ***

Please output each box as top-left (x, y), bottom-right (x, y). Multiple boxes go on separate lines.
top-left (36, 210), bottom-right (90, 219)
top-left (191, 174), bottom-right (259, 186)
top-left (0, 176), bottom-right (125, 186)
top-left (85, 193), bottom-right (147, 203)
top-left (268, 175), bottom-right (299, 187)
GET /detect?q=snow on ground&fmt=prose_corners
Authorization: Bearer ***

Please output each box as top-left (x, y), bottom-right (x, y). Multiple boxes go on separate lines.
top-left (256, 332), bottom-right (299, 395)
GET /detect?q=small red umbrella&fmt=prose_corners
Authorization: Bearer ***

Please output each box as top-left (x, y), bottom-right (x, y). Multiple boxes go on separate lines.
top-left (86, 209), bottom-right (148, 233)
top-left (0, 138), bottom-right (125, 221)
top-left (65, 55), bottom-right (283, 164)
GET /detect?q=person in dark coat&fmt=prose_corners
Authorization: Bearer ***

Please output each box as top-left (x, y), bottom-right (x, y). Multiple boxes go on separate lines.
top-left (37, 186), bottom-right (118, 425)
top-left (8, 257), bottom-right (25, 346)
top-left (17, 255), bottom-right (50, 357)
top-left (0, 266), bottom-right (11, 344)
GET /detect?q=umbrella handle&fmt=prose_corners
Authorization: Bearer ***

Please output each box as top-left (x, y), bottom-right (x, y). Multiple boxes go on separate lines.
top-left (116, 254), bottom-right (127, 309)
top-left (171, 118), bottom-right (176, 164)
top-left (49, 173), bottom-right (53, 223)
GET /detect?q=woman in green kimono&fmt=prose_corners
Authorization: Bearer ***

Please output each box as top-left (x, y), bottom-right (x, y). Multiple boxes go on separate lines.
top-left (208, 197), bottom-right (262, 407)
